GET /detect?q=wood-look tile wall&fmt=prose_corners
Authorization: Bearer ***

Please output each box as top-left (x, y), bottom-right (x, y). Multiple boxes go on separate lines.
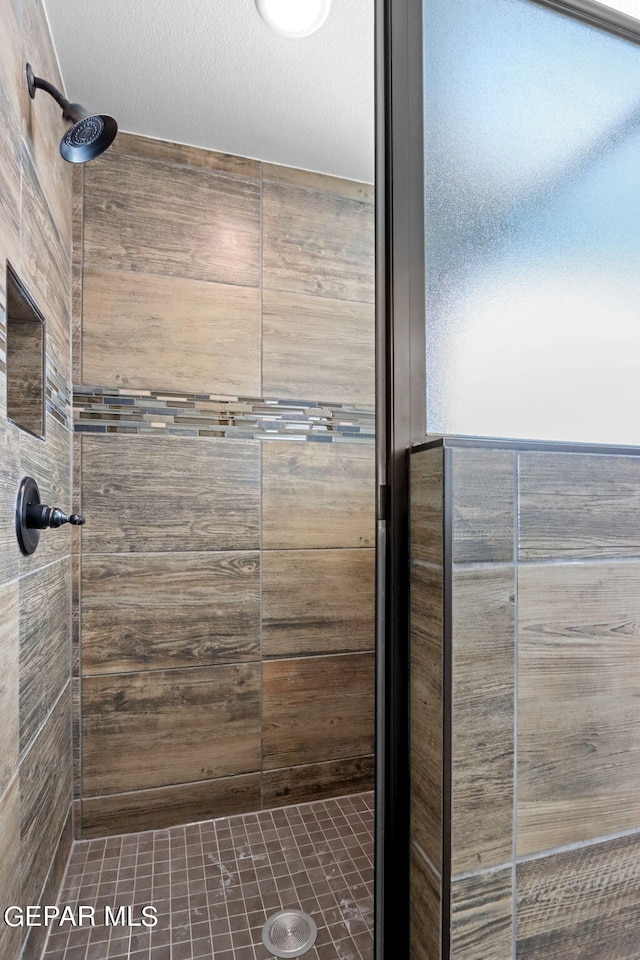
top-left (410, 442), bottom-right (640, 959)
top-left (0, 1), bottom-right (74, 957)
top-left (75, 132), bottom-right (375, 837)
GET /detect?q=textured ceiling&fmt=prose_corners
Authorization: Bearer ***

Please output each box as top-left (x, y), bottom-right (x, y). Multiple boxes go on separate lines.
top-left (42, 0), bottom-right (374, 182)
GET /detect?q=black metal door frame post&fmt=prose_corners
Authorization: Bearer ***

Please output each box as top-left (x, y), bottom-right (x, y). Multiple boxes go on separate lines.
top-left (374, 0), bottom-right (426, 957)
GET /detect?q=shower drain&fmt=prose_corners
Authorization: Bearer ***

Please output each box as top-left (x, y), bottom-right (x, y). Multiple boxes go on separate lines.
top-left (261, 909), bottom-right (318, 958)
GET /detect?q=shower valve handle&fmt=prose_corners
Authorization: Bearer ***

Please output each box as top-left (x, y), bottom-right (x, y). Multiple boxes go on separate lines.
top-left (16, 476), bottom-right (85, 556)
top-left (26, 503), bottom-right (86, 529)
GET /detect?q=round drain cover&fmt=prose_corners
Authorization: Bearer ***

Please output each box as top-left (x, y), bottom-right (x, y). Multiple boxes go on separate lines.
top-left (262, 909), bottom-right (318, 958)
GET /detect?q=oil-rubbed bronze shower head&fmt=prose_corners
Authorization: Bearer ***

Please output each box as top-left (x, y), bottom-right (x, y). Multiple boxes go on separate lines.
top-left (26, 62), bottom-right (117, 163)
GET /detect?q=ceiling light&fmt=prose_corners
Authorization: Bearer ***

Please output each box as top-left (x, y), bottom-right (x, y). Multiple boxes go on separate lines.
top-left (255, 0), bottom-right (332, 37)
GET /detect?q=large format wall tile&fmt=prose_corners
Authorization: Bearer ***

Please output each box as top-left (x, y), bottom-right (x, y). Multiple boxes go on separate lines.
top-left (262, 164), bottom-right (374, 203)
top-left (0, 778), bottom-right (20, 960)
top-left (518, 560), bottom-right (640, 855)
top-left (410, 563), bottom-right (443, 872)
top-left (519, 452), bottom-right (640, 560)
top-left (82, 664), bottom-right (261, 795)
top-left (82, 266), bottom-right (261, 395)
top-left (19, 687), bottom-right (72, 907)
top-left (81, 435), bottom-right (260, 553)
top-left (23, 0), bottom-right (73, 253)
top-left (0, 0), bottom-right (21, 121)
top-left (0, 582), bottom-right (18, 800)
top-left (262, 289), bottom-right (374, 404)
top-left (410, 844), bottom-right (441, 960)
top-left (0, 425), bottom-right (20, 585)
top-left (22, 810), bottom-right (72, 960)
top-left (0, 82), bottom-right (20, 275)
top-left (262, 441), bottom-right (374, 549)
top-left (451, 870), bottom-right (512, 960)
top-left (262, 756), bottom-right (374, 809)
top-left (19, 417), bottom-right (73, 573)
top-left (111, 132), bottom-right (261, 178)
top-left (262, 180), bottom-right (374, 303)
top-left (262, 549), bottom-right (374, 658)
top-left (20, 148), bottom-right (71, 375)
top-left (517, 832), bottom-right (640, 960)
top-left (82, 552), bottom-right (260, 674)
top-left (411, 447), bottom-right (443, 566)
top-left (452, 566), bottom-right (514, 874)
top-left (84, 152), bottom-right (261, 287)
top-left (451, 448), bottom-right (515, 563)
top-left (19, 560), bottom-right (70, 756)
top-left (81, 773), bottom-right (262, 838)
top-left (263, 653), bottom-right (374, 769)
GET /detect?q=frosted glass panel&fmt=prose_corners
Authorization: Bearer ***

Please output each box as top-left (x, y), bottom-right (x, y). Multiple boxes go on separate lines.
top-left (425, 0), bottom-right (640, 443)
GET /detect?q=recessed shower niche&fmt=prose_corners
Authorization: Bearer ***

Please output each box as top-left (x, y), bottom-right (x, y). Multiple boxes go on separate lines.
top-left (5, 262), bottom-right (46, 439)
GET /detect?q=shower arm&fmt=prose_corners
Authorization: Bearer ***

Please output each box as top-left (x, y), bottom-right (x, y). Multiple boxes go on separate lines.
top-left (26, 63), bottom-right (87, 125)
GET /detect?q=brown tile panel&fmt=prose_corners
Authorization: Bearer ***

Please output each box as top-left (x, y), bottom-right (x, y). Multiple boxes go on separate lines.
top-left (19, 559), bottom-right (71, 756)
top-left (262, 549), bottom-right (374, 658)
top-left (83, 152), bottom-right (261, 287)
top-left (0, 778), bottom-right (20, 960)
top-left (262, 441), bottom-right (375, 549)
top-left (20, 687), bottom-right (72, 907)
top-left (517, 833), bottom-right (640, 960)
top-left (451, 869), bottom-right (512, 960)
top-left (0, 0), bottom-right (22, 121)
top-left (0, 424), bottom-right (20, 585)
top-left (410, 563), bottom-right (443, 872)
top-left (82, 266), bottom-right (261, 396)
top-left (451, 448), bottom-right (515, 563)
top-left (81, 434), bottom-right (260, 553)
top-left (519, 452), bottom-right (640, 560)
top-left (22, 808), bottom-right (72, 960)
top-left (452, 566), bottom-right (515, 874)
top-left (111, 131), bottom-right (261, 178)
top-left (82, 664), bottom-right (261, 795)
top-left (263, 180), bottom-right (374, 303)
top-left (263, 654), bottom-right (375, 769)
top-left (410, 844), bottom-right (441, 960)
top-left (23, 0), bottom-right (73, 253)
top-left (518, 560), bottom-right (640, 855)
top-left (81, 773), bottom-right (262, 837)
top-left (19, 416), bottom-right (73, 573)
top-left (262, 162), bottom-right (374, 202)
top-left (81, 552), bottom-right (260, 674)
top-left (0, 81), bottom-right (21, 275)
top-left (20, 147), bottom-right (71, 377)
top-left (262, 756), bottom-right (375, 808)
top-left (411, 447), bottom-right (443, 566)
top-left (0, 582), bottom-right (18, 797)
top-left (262, 289), bottom-right (374, 405)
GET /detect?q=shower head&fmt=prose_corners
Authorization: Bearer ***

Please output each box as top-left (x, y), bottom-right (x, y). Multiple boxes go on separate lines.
top-left (26, 63), bottom-right (117, 164)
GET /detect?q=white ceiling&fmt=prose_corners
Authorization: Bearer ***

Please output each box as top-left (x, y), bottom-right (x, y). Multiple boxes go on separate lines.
top-left (42, 0), bottom-right (374, 183)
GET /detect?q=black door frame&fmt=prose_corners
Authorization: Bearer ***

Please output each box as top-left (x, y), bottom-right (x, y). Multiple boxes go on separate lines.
top-left (374, 0), bottom-right (426, 957)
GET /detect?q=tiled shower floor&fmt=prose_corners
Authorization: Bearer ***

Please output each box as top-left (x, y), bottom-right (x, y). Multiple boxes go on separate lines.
top-left (42, 793), bottom-right (374, 960)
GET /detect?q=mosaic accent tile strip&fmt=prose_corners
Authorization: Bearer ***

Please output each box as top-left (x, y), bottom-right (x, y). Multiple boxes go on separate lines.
top-left (73, 387), bottom-right (375, 442)
top-left (47, 356), bottom-right (72, 428)
top-left (42, 792), bottom-right (374, 960)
